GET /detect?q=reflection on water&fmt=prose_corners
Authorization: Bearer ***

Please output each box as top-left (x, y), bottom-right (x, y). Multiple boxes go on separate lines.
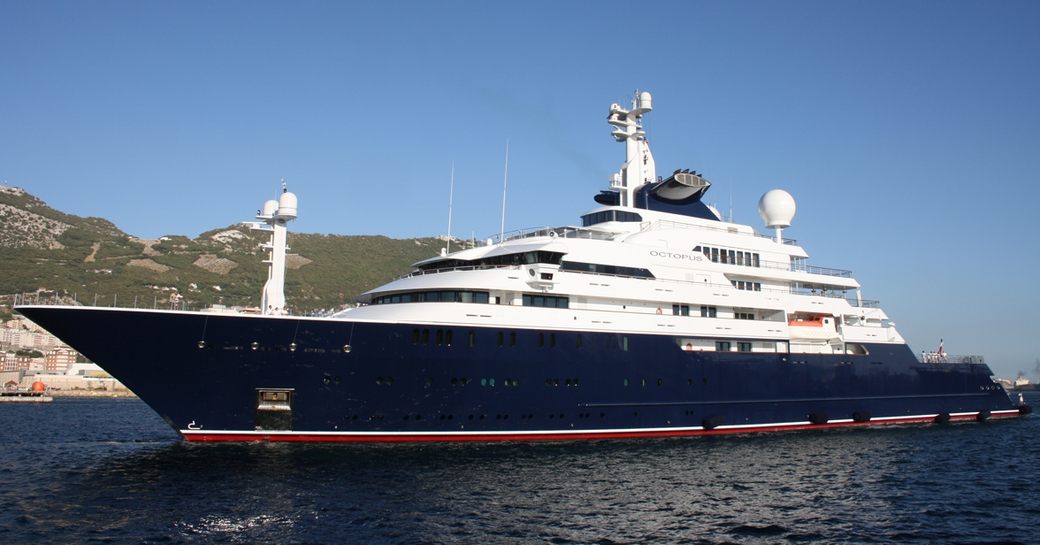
top-left (2, 395), bottom-right (1038, 544)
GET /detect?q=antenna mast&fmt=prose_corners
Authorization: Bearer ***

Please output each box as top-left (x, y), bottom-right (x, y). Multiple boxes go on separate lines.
top-left (499, 140), bottom-right (510, 243)
top-left (446, 161), bottom-right (455, 254)
top-left (255, 181), bottom-right (298, 315)
top-left (607, 91), bottom-right (655, 207)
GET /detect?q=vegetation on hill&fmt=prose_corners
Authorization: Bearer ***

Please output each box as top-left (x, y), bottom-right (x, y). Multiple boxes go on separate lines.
top-left (0, 184), bottom-right (445, 313)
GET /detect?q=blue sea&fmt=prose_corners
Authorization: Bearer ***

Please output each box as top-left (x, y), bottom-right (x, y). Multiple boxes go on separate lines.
top-left (1, 394), bottom-right (1037, 544)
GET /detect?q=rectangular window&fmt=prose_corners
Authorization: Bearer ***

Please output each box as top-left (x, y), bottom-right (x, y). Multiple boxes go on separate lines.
top-left (711, 248), bottom-right (719, 263)
top-left (700, 306), bottom-right (717, 318)
top-left (576, 334), bottom-right (583, 348)
top-left (522, 294), bottom-right (570, 308)
top-left (715, 341), bottom-right (731, 352)
top-left (753, 254), bottom-right (760, 267)
top-left (497, 331), bottom-right (504, 347)
top-left (737, 251), bottom-right (744, 266)
top-left (738, 342), bottom-right (752, 352)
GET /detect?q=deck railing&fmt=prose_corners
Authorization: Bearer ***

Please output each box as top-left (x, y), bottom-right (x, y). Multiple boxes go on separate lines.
top-left (8, 292), bottom-right (205, 312)
top-left (919, 352), bottom-right (986, 364)
top-left (393, 265), bottom-right (881, 308)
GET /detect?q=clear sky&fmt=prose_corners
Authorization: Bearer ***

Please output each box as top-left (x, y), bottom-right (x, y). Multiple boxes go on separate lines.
top-left (2, 1), bottom-right (1038, 378)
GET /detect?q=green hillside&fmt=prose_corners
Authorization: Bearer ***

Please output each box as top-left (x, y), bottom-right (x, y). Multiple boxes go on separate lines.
top-left (0, 185), bottom-right (446, 313)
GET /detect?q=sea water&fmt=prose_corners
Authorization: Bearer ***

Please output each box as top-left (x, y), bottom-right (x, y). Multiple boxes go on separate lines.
top-left (1, 393), bottom-right (1037, 544)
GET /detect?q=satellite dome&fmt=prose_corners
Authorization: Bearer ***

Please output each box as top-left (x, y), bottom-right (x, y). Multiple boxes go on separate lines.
top-left (261, 199), bottom-right (278, 218)
top-left (277, 191), bottom-right (298, 219)
top-left (757, 189), bottom-right (796, 229)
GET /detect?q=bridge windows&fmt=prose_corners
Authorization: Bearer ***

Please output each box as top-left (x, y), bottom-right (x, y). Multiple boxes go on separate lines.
top-left (581, 210), bottom-right (643, 226)
top-left (695, 245), bottom-right (760, 267)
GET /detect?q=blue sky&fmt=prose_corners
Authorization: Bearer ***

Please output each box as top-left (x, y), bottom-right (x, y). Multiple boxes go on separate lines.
top-left (2, 1), bottom-right (1038, 377)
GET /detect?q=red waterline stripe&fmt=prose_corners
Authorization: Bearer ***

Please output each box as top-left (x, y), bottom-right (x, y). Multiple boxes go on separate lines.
top-left (181, 411), bottom-right (1027, 443)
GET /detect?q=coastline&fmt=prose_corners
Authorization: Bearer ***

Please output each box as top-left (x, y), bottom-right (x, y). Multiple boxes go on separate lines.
top-left (46, 390), bottom-right (137, 399)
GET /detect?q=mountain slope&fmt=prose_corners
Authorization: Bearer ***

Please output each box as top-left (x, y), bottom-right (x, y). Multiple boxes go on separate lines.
top-left (0, 184), bottom-right (444, 312)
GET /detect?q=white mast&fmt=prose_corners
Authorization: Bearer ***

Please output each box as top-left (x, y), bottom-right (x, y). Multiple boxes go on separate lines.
top-left (499, 140), bottom-right (510, 243)
top-left (256, 181), bottom-right (298, 315)
top-left (607, 91), bottom-right (656, 207)
top-left (446, 161), bottom-right (455, 254)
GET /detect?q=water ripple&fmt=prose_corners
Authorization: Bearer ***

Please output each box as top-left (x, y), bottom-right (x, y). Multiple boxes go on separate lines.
top-left (1, 395), bottom-right (1038, 544)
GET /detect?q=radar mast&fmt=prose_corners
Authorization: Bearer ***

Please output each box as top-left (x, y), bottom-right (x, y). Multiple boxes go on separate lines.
top-left (255, 181), bottom-right (298, 315)
top-left (607, 91), bottom-right (656, 207)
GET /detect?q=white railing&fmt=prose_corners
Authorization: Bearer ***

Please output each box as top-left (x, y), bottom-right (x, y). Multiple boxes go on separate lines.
top-left (920, 352), bottom-right (986, 364)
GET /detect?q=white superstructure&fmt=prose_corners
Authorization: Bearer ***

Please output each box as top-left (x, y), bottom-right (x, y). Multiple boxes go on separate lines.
top-left (339, 91), bottom-right (902, 356)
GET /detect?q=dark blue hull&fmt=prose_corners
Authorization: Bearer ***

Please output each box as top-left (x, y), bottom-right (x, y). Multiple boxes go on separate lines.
top-left (16, 306), bottom-right (1026, 441)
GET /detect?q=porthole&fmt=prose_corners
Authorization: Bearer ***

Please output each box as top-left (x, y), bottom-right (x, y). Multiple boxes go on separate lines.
top-left (342, 344), bottom-right (352, 353)
top-left (197, 340), bottom-right (206, 349)
top-left (251, 341), bottom-right (259, 351)
top-left (289, 342), bottom-right (297, 352)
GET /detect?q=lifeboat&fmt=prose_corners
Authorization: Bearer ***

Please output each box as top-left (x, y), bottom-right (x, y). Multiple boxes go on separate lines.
top-left (788, 315), bottom-right (840, 340)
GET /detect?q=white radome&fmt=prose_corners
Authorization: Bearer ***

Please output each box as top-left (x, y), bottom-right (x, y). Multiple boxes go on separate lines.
top-left (261, 199), bottom-right (279, 218)
top-left (277, 191), bottom-right (298, 218)
top-left (757, 189), bottom-right (796, 229)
